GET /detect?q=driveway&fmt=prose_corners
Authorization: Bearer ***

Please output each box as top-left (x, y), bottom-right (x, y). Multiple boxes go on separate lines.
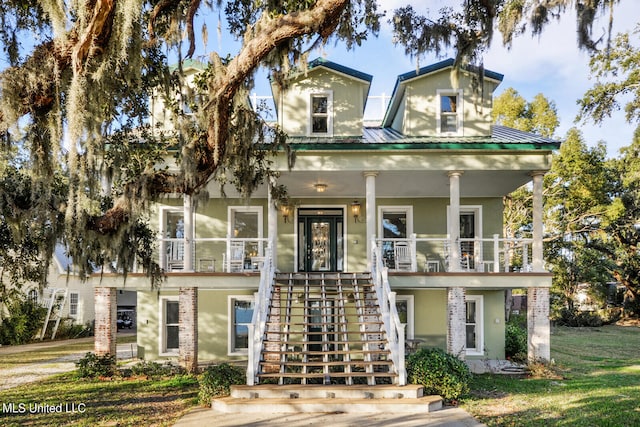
top-left (0, 333), bottom-right (137, 390)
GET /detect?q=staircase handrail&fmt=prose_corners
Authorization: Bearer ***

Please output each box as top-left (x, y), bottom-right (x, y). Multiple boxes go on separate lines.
top-left (246, 239), bottom-right (275, 385)
top-left (371, 237), bottom-right (407, 386)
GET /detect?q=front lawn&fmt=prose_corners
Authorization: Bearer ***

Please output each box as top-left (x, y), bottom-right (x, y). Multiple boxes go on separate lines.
top-left (463, 324), bottom-right (640, 426)
top-left (0, 372), bottom-right (198, 426)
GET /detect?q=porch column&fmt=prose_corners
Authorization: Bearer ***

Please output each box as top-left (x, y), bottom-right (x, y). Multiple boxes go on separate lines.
top-left (448, 171), bottom-right (463, 272)
top-left (364, 171), bottom-right (378, 267)
top-left (94, 287), bottom-right (117, 356)
top-left (447, 287), bottom-right (466, 359)
top-left (527, 287), bottom-right (550, 362)
top-left (531, 171), bottom-right (545, 272)
top-left (267, 178), bottom-right (278, 268)
top-left (179, 287), bottom-right (198, 373)
top-left (183, 194), bottom-right (194, 272)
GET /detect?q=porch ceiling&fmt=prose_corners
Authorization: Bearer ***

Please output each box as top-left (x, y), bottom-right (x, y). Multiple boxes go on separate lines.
top-left (205, 169), bottom-right (536, 199)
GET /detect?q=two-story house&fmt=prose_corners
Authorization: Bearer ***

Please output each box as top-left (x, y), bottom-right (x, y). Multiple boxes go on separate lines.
top-left (92, 58), bottom-right (557, 386)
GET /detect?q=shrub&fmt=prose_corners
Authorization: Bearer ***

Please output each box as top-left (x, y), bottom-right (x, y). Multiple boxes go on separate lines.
top-left (0, 296), bottom-right (47, 345)
top-left (406, 348), bottom-right (471, 402)
top-left (198, 363), bottom-right (245, 404)
top-left (54, 318), bottom-right (93, 339)
top-left (553, 308), bottom-right (622, 327)
top-left (75, 352), bottom-right (117, 378)
top-left (505, 319), bottom-right (528, 363)
top-left (129, 360), bottom-right (185, 379)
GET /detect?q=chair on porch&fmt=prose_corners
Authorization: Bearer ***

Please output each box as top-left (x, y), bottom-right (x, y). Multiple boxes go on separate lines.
top-left (394, 241), bottom-right (413, 271)
top-left (224, 241), bottom-right (245, 272)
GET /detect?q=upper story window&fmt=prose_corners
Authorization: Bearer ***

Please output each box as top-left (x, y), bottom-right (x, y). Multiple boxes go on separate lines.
top-left (309, 92), bottom-right (333, 136)
top-left (437, 89), bottom-right (463, 135)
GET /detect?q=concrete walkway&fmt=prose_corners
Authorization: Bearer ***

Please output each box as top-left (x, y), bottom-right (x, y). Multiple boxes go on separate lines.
top-left (173, 406), bottom-right (485, 427)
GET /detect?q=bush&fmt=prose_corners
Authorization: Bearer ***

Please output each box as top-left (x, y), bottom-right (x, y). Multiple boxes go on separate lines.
top-left (198, 363), bottom-right (245, 404)
top-left (75, 352), bottom-right (117, 378)
top-left (406, 348), bottom-right (471, 403)
top-left (129, 360), bottom-right (185, 379)
top-left (0, 296), bottom-right (47, 345)
top-left (505, 318), bottom-right (528, 363)
top-left (553, 308), bottom-right (623, 327)
top-left (54, 318), bottom-right (93, 339)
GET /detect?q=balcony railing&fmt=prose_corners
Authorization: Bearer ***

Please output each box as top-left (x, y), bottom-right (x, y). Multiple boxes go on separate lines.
top-left (159, 237), bottom-right (269, 272)
top-left (376, 234), bottom-right (535, 273)
top-left (157, 234), bottom-right (535, 274)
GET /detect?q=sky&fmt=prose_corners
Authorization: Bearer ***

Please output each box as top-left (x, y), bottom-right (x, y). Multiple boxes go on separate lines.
top-left (202, 0), bottom-right (638, 158)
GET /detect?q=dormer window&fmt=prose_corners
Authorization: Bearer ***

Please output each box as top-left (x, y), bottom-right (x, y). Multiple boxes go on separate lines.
top-left (437, 89), bottom-right (463, 135)
top-left (309, 91), bottom-right (333, 136)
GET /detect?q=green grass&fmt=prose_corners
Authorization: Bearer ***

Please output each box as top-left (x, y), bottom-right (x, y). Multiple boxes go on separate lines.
top-left (0, 372), bottom-right (198, 426)
top-left (463, 325), bottom-right (640, 426)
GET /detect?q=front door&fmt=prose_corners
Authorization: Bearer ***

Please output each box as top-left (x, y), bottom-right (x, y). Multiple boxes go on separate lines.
top-left (298, 208), bottom-right (344, 272)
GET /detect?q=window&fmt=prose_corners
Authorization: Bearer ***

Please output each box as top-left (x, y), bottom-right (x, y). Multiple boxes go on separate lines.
top-left (465, 295), bottom-right (484, 355)
top-left (395, 295), bottom-right (414, 340)
top-left (437, 89), bottom-right (463, 134)
top-left (228, 296), bottom-right (255, 355)
top-left (309, 92), bottom-right (333, 136)
top-left (228, 207), bottom-right (263, 268)
top-left (446, 205), bottom-right (483, 271)
top-left (69, 293), bottom-right (79, 317)
top-left (378, 206), bottom-right (413, 269)
top-left (28, 289), bottom-right (39, 304)
top-left (161, 208), bottom-right (185, 270)
top-left (160, 297), bottom-right (179, 354)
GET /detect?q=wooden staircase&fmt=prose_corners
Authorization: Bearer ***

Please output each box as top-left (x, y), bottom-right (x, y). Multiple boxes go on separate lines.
top-left (256, 272), bottom-right (398, 386)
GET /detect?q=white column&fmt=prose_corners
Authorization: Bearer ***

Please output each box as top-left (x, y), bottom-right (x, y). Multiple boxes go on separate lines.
top-left (183, 194), bottom-right (194, 272)
top-left (448, 171), bottom-right (463, 272)
top-left (364, 171), bottom-right (378, 267)
top-left (531, 171), bottom-right (545, 272)
top-left (267, 179), bottom-right (278, 268)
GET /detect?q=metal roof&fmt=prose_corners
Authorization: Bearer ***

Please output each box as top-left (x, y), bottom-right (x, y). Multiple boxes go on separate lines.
top-left (308, 57), bottom-right (373, 83)
top-left (285, 125), bottom-right (560, 150)
top-left (397, 58), bottom-right (503, 83)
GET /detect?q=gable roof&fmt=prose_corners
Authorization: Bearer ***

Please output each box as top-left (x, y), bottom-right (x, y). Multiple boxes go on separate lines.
top-left (307, 57), bottom-right (374, 84)
top-left (271, 57), bottom-right (373, 116)
top-left (382, 58), bottom-right (504, 127)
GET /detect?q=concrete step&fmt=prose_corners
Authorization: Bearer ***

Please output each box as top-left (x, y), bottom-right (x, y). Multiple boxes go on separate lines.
top-left (231, 384), bottom-right (425, 399)
top-left (213, 394), bottom-right (442, 414)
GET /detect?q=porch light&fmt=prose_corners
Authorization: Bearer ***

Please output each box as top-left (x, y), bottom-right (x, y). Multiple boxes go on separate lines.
top-left (314, 183), bottom-right (327, 193)
top-left (351, 200), bottom-right (362, 223)
top-left (280, 203), bottom-right (291, 223)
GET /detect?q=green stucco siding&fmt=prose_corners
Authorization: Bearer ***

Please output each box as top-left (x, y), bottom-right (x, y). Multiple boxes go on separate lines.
top-left (467, 290), bottom-right (506, 360)
top-left (137, 288), bottom-right (256, 362)
top-left (401, 69), bottom-right (499, 137)
top-left (278, 68), bottom-right (367, 138)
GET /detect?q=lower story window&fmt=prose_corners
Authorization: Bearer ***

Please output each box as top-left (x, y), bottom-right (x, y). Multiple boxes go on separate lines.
top-left (465, 295), bottom-right (484, 355)
top-left (395, 295), bottom-right (414, 340)
top-left (69, 292), bottom-right (79, 317)
top-left (229, 296), bottom-right (255, 355)
top-left (161, 298), bottom-right (179, 354)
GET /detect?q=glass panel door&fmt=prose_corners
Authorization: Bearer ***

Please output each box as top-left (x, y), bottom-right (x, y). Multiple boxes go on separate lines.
top-left (310, 220), bottom-right (331, 271)
top-left (298, 209), bottom-right (344, 272)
